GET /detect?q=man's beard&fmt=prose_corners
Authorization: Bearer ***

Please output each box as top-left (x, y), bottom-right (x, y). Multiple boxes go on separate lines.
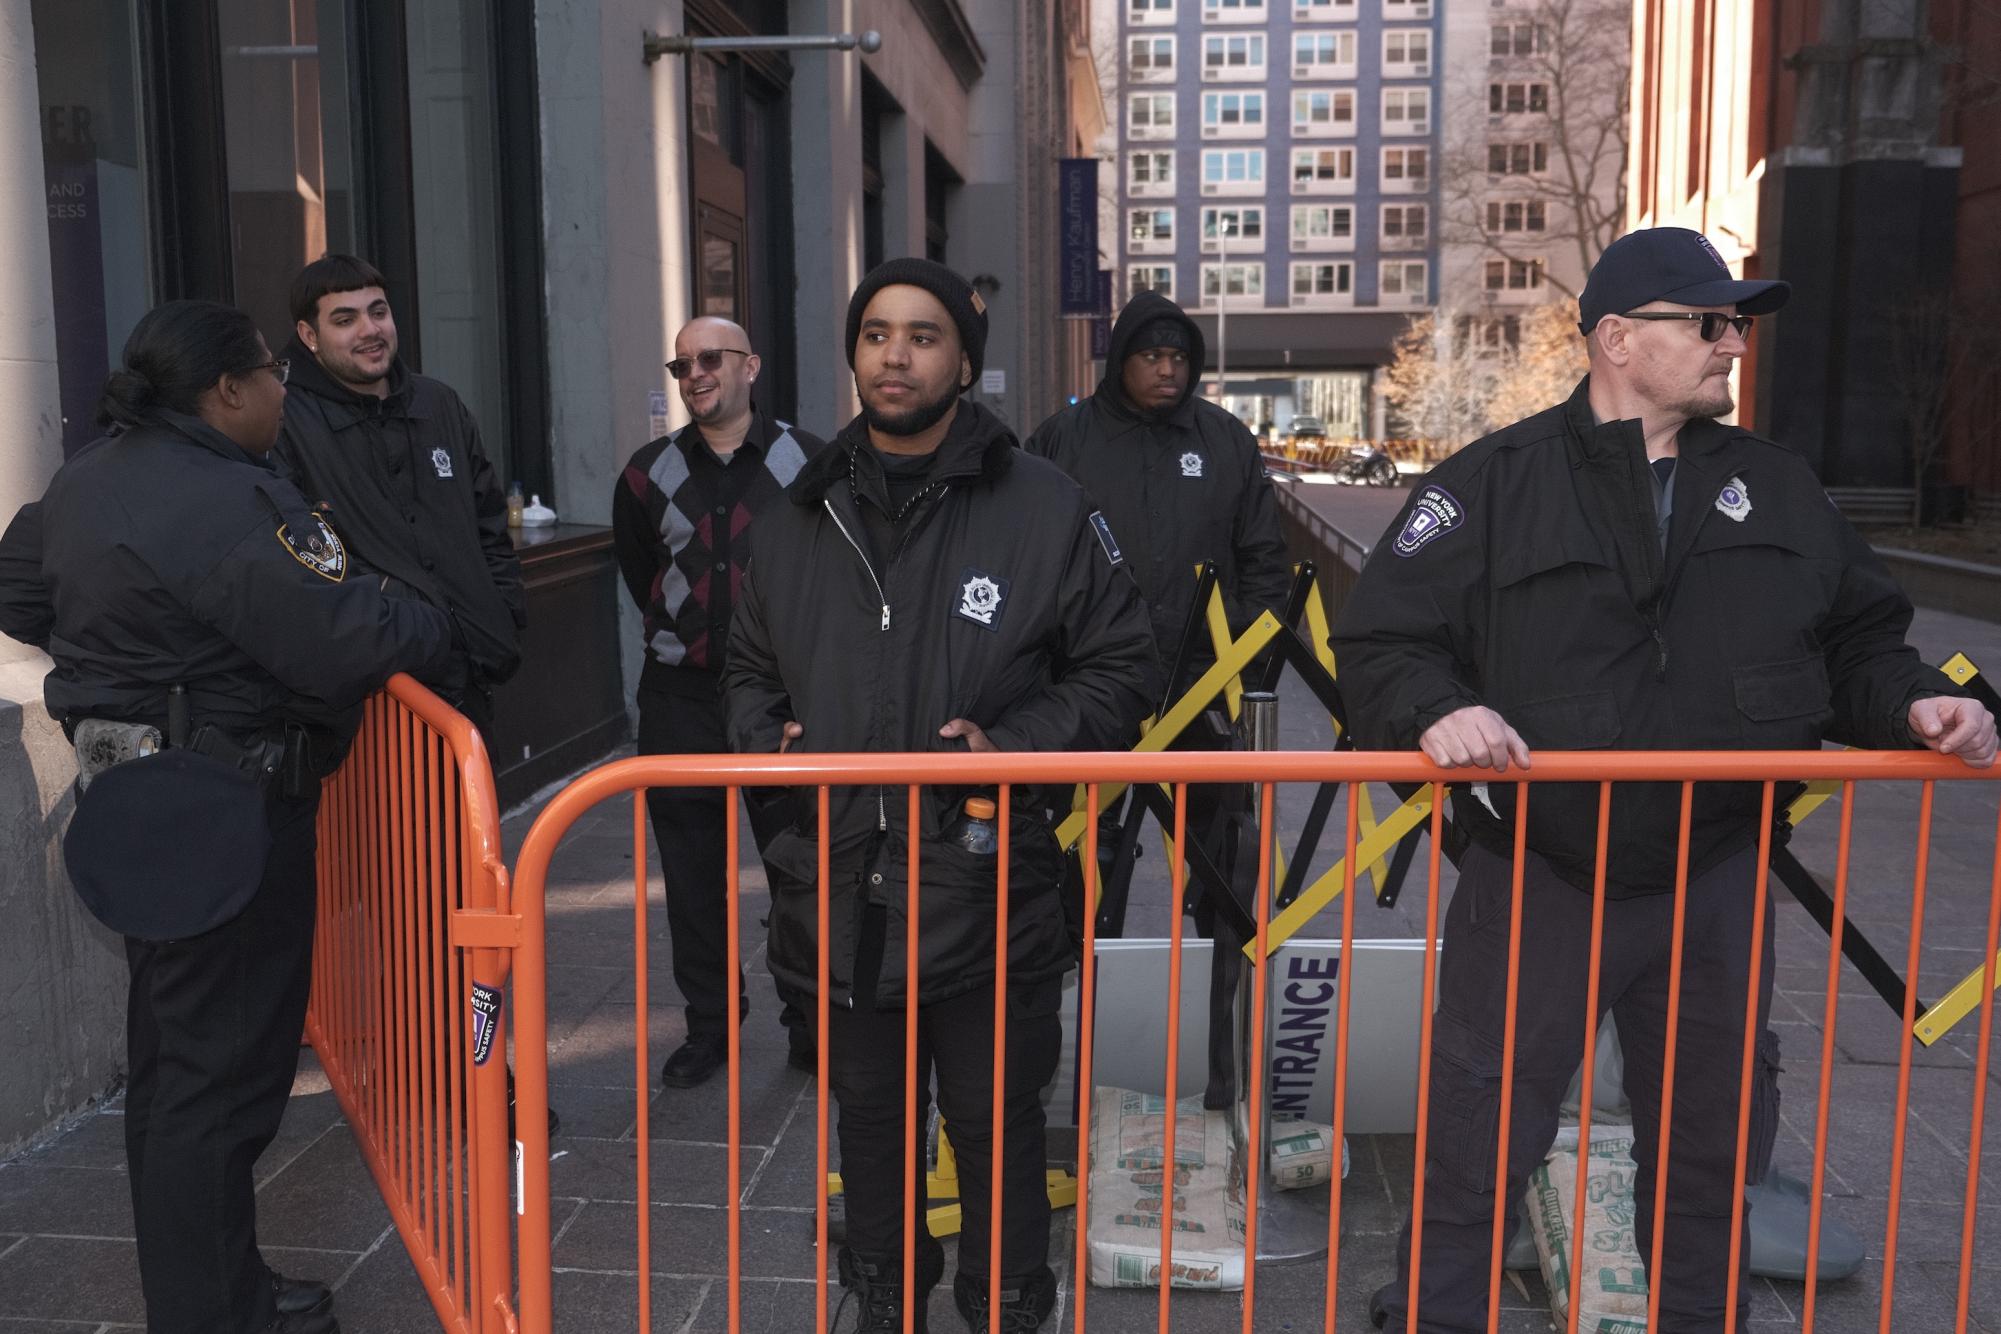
top-left (1669, 384), bottom-right (1734, 420)
top-left (862, 386), bottom-right (958, 437)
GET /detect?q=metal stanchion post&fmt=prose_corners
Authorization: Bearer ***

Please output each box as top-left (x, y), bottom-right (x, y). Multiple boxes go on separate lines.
top-left (1238, 691), bottom-right (1332, 1263)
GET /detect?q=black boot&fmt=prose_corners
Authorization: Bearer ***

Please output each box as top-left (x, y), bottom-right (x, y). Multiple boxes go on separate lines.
top-left (952, 1267), bottom-right (1057, 1332)
top-left (836, 1244), bottom-right (944, 1333)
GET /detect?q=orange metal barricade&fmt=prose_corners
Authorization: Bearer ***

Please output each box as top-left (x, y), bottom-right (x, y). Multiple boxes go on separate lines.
top-left (478, 749), bottom-right (1996, 1334)
top-left (305, 674), bottom-right (519, 1334)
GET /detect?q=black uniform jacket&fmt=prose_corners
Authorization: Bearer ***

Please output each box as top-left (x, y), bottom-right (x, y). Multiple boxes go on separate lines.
top-left (1023, 291), bottom-right (1291, 674)
top-left (273, 340), bottom-right (525, 685)
top-left (1330, 378), bottom-right (1957, 896)
top-left (723, 400), bottom-right (1158, 1007)
top-left (0, 412), bottom-right (453, 741)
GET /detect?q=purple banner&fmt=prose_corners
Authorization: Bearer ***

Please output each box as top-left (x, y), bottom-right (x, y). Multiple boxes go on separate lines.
top-left (1090, 270), bottom-right (1113, 359)
top-left (46, 160), bottom-right (107, 455)
top-left (1059, 158), bottom-right (1099, 315)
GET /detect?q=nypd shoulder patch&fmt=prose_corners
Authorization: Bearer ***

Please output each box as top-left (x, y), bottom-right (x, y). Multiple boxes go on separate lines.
top-left (277, 513), bottom-right (347, 582)
top-left (1089, 511), bottom-right (1124, 566)
top-left (1392, 485), bottom-right (1465, 558)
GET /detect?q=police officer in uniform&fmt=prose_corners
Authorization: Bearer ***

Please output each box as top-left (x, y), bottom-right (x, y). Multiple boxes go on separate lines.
top-left (725, 259), bottom-right (1157, 1331)
top-left (0, 300), bottom-right (453, 1334)
top-left (1333, 229), bottom-right (1996, 1332)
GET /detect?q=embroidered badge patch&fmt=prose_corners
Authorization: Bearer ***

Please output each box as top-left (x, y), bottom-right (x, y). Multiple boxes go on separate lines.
top-left (1089, 511), bottom-right (1124, 566)
top-left (1179, 450), bottom-right (1204, 478)
top-left (1392, 485), bottom-right (1465, 557)
top-left (431, 447), bottom-right (454, 479)
top-left (276, 513), bottom-right (347, 582)
top-left (954, 567), bottom-right (1010, 631)
top-left (1715, 476), bottom-right (1752, 522)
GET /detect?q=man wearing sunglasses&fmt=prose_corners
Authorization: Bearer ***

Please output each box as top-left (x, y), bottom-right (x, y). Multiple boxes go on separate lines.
top-left (613, 316), bottom-right (827, 1089)
top-left (1336, 227), bottom-right (1994, 1333)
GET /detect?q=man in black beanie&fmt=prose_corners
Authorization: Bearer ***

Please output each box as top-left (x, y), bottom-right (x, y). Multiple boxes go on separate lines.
top-left (723, 258), bottom-right (1157, 1331)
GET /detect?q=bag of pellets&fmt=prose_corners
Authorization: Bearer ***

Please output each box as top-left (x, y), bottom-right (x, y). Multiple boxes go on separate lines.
top-left (1526, 1123), bottom-right (1651, 1334)
top-left (1085, 1087), bottom-right (1247, 1291)
top-left (1267, 1119), bottom-right (1349, 1191)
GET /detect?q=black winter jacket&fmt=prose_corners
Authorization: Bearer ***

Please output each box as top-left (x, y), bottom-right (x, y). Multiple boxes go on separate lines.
top-left (272, 341), bottom-right (525, 686)
top-left (1023, 291), bottom-right (1291, 675)
top-left (723, 400), bottom-right (1158, 1006)
top-left (0, 413), bottom-right (452, 741)
top-left (1331, 379), bottom-right (1959, 896)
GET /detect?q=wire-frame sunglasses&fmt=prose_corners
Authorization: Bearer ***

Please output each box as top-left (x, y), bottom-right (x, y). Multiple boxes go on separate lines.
top-left (666, 348), bottom-right (752, 379)
top-left (1618, 311), bottom-right (1755, 342)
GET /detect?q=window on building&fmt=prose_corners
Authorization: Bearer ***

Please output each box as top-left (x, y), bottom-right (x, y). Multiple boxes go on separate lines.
top-left (1291, 146), bottom-right (1355, 184)
top-left (1129, 208), bottom-right (1175, 243)
top-left (1484, 257), bottom-right (1546, 290)
top-left (1202, 90), bottom-right (1266, 128)
top-left (1380, 259), bottom-right (1428, 298)
top-left (1292, 0), bottom-right (1356, 14)
top-left (1129, 150), bottom-right (1176, 187)
top-left (1202, 148), bottom-right (1266, 183)
top-left (1291, 261), bottom-right (1353, 295)
top-left (1487, 142), bottom-right (1550, 174)
top-left (1381, 203), bottom-right (1427, 244)
top-left (1291, 30), bottom-right (1357, 73)
top-left (1488, 82), bottom-right (1551, 114)
top-left (1291, 203), bottom-right (1354, 240)
top-left (1291, 89), bottom-right (1355, 132)
top-left (1382, 145), bottom-right (1429, 185)
top-left (1382, 88), bottom-right (1430, 132)
top-left (1203, 33), bottom-right (1267, 73)
top-left (1484, 199), bottom-right (1548, 232)
top-left (1201, 262), bottom-right (1264, 299)
top-left (1202, 205), bottom-right (1265, 243)
top-left (1129, 92), bottom-right (1175, 134)
top-left (1129, 35), bottom-right (1175, 74)
top-left (1383, 29), bottom-right (1431, 70)
top-left (1129, 264), bottom-right (1176, 299)
top-left (1383, 0), bottom-right (1432, 17)
top-left (1203, 0), bottom-right (1266, 15)
top-left (1490, 21), bottom-right (1546, 56)
top-left (1130, 0), bottom-right (1175, 16)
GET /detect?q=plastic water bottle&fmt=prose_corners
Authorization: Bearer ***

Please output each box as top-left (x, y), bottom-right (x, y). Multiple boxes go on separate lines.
top-left (953, 796), bottom-right (998, 855)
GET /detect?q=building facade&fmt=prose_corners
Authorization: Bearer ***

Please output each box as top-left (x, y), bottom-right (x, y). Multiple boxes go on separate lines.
top-left (1629, 0), bottom-right (1996, 500)
top-left (1, 0), bottom-right (1101, 1153)
top-left (1101, 0), bottom-right (1444, 435)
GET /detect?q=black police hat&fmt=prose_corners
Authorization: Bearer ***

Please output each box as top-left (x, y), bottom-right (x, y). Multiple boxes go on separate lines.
top-left (64, 750), bottom-right (272, 941)
top-left (1578, 227), bottom-right (1790, 335)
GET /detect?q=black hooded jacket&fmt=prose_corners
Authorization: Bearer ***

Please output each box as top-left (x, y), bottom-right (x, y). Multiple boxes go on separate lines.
top-left (0, 412), bottom-right (452, 741)
top-left (723, 399), bottom-right (1158, 1007)
top-left (1023, 291), bottom-right (1291, 677)
top-left (272, 339), bottom-right (525, 685)
top-left (1330, 378), bottom-right (1961, 896)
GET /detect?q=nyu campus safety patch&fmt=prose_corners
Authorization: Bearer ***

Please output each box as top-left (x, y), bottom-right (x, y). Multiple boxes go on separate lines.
top-left (431, 446), bottom-right (454, 479)
top-left (1089, 511), bottom-right (1125, 566)
top-left (1180, 450), bottom-right (1204, 478)
top-left (1392, 485), bottom-right (1465, 557)
top-left (1715, 475), bottom-right (1752, 522)
top-left (470, 981), bottom-right (504, 1066)
top-left (954, 567), bottom-right (1010, 631)
top-left (275, 513), bottom-right (347, 582)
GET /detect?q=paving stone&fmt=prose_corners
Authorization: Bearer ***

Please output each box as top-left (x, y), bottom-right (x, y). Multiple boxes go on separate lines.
top-left (0, 1162), bottom-right (133, 1236)
top-left (0, 1235), bottom-right (146, 1324)
top-left (247, 1132), bottom-right (397, 1252)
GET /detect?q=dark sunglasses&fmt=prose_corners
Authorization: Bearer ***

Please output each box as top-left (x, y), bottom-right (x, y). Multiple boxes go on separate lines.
top-left (242, 358), bottom-right (290, 384)
top-left (1619, 311), bottom-right (1754, 342)
top-left (666, 348), bottom-right (752, 379)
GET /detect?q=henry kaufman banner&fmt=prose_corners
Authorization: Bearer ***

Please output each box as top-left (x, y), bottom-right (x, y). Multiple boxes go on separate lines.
top-left (1059, 158), bottom-right (1099, 315)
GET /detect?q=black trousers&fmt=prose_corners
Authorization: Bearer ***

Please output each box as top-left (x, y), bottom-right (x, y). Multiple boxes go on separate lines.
top-left (637, 668), bottom-right (801, 1043)
top-left (830, 979), bottom-right (1064, 1283)
top-left (123, 787), bottom-right (321, 1334)
top-left (1383, 840), bottom-right (1774, 1334)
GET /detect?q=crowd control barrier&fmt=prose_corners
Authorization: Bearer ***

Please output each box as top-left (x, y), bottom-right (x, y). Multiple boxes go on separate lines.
top-left (487, 745), bottom-right (1999, 1334)
top-left (306, 675), bottom-right (520, 1334)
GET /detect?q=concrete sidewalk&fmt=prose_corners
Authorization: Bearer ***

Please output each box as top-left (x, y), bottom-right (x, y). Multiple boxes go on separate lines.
top-left (3, 479), bottom-right (1998, 1332)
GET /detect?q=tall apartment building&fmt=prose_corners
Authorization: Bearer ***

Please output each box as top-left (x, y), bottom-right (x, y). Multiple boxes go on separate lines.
top-left (1101, 0), bottom-right (1443, 435)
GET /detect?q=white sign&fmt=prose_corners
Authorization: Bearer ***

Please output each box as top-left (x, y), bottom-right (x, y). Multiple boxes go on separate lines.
top-left (981, 368), bottom-right (1007, 396)
top-left (647, 388), bottom-right (671, 439)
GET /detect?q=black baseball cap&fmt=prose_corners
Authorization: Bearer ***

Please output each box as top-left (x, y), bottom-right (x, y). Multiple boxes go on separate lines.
top-left (1577, 227), bottom-right (1790, 335)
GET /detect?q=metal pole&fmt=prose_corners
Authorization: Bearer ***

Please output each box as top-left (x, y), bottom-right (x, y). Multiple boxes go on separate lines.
top-left (1215, 218), bottom-right (1231, 405)
top-left (642, 30), bottom-right (883, 64)
top-left (1236, 691), bottom-right (1332, 1263)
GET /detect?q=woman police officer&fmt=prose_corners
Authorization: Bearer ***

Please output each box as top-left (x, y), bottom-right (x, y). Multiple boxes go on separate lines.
top-left (0, 301), bottom-right (453, 1334)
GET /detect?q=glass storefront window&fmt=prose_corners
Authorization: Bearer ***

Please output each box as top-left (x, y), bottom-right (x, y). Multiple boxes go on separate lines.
top-left (32, 0), bottom-right (151, 453)
top-left (217, 0), bottom-right (356, 349)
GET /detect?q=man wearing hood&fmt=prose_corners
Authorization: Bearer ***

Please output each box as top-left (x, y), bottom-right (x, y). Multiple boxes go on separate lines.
top-left (1024, 290), bottom-right (1291, 683)
top-left (272, 254), bottom-right (525, 735)
top-left (724, 258), bottom-right (1156, 1331)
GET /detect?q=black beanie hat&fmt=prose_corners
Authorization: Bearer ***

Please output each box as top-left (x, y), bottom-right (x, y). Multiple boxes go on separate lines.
top-left (1128, 317), bottom-right (1191, 355)
top-left (845, 257), bottom-right (989, 391)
